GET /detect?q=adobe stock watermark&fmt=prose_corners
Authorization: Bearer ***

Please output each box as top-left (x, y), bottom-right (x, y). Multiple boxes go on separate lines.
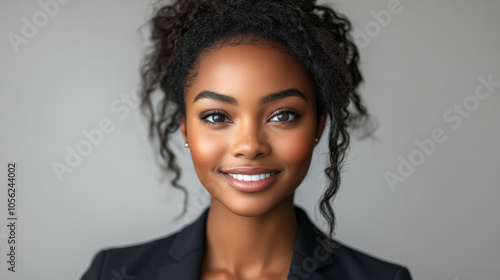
top-left (111, 267), bottom-right (135, 280)
top-left (177, 187), bottom-right (210, 223)
top-left (51, 87), bottom-right (142, 182)
top-left (353, 0), bottom-right (413, 49)
top-left (282, 236), bottom-right (334, 280)
top-left (176, 180), bottom-right (222, 224)
top-left (385, 74), bottom-right (499, 192)
top-left (7, 0), bottom-right (73, 54)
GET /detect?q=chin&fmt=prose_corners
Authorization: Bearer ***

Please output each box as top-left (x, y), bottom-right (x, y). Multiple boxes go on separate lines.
top-left (213, 191), bottom-right (294, 218)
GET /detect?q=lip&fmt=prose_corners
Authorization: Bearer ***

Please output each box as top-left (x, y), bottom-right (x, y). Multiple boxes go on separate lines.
top-left (222, 167), bottom-right (280, 175)
top-left (221, 167), bottom-right (281, 193)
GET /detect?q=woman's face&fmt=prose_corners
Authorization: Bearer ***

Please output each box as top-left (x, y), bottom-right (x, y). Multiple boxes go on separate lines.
top-left (180, 38), bottom-right (326, 217)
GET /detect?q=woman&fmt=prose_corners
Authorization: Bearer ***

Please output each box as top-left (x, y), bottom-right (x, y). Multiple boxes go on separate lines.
top-left (82, 0), bottom-right (412, 279)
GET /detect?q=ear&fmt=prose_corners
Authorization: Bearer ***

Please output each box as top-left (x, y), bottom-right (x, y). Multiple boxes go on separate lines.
top-left (179, 113), bottom-right (187, 141)
top-left (315, 109), bottom-right (327, 141)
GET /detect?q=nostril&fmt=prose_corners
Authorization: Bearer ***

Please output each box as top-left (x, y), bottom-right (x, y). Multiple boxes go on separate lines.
top-left (230, 127), bottom-right (271, 158)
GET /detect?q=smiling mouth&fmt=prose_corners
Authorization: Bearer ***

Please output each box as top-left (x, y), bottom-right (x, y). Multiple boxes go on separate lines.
top-left (220, 168), bottom-right (281, 192)
top-left (226, 172), bottom-right (279, 182)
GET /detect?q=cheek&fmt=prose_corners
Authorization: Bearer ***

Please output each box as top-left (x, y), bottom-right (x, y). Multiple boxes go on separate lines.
top-left (277, 133), bottom-right (314, 169)
top-left (187, 122), bottom-right (227, 174)
top-left (273, 123), bottom-right (316, 172)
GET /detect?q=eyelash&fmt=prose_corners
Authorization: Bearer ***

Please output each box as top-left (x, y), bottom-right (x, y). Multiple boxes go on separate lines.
top-left (269, 107), bottom-right (303, 126)
top-left (199, 109), bottom-right (230, 126)
top-left (198, 107), bottom-right (302, 126)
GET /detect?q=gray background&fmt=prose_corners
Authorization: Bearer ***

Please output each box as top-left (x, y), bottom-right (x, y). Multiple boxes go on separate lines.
top-left (1, 0), bottom-right (499, 279)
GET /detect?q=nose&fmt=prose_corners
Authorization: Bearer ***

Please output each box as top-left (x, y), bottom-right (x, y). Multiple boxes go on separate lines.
top-left (230, 119), bottom-right (271, 160)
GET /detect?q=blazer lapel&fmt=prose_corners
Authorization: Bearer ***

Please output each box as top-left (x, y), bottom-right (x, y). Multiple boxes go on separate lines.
top-left (156, 208), bottom-right (209, 280)
top-left (286, 206), bottom-right (337, 280)
top-left (155, 205), bottom-right (337, 280)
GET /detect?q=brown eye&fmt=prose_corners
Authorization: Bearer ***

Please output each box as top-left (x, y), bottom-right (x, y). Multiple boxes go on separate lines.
top-left (213, 115), bottom-right (225, 122)
top-left (206, 114), bottom-right (228, 123)
top-left (277, 112), bottom-right (290, 121)
top-left (269, 111), bottom-right (299, 122)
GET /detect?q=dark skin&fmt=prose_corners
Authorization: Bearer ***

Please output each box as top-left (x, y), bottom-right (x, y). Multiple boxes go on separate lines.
top-left (180, 37), bottom-right (327, 280)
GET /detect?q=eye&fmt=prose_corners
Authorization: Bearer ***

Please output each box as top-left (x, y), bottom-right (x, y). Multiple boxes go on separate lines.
top-left (199, 110), bottom-right (232, 125)
top-left (205, 114), bottom-right (229, 123)
top-left (269, 109), bottom-right (302, 124)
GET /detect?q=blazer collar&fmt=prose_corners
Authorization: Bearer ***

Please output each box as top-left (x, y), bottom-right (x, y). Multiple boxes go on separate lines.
top-left (156, 205), bottom-right (335, 280)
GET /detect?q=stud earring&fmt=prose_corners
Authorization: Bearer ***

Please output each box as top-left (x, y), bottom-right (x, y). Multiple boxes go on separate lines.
top-left (314, 138), bottom-right (319, 144)
top-left (184, 142), bottom-right (189, 148)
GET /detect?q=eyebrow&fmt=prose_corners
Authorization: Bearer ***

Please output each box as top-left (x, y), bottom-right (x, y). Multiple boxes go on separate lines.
top-left (192, 88), bottom-right (307, 105)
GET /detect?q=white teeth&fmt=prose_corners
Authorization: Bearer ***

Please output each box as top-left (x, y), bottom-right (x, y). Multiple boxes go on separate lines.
top-left (228, 172), bottom-right (277, 181)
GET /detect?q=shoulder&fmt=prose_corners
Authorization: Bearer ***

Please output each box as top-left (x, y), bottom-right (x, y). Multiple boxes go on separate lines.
top-left (81, 207), bottom-right (209, 279)
top-left (292, 206), bottom-right (412, 279)
top-left (80, 232), bottom-right (179, 280)
top-left (328, 240), bottom-right (412, 280)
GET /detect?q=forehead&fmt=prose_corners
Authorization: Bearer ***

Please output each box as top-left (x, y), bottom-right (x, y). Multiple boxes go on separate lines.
top-left (185, 38), bottom-right (314, 101)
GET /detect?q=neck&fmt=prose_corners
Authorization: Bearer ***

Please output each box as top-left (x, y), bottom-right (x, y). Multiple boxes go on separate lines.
top-left (202, 195), bottom-right (298, 278)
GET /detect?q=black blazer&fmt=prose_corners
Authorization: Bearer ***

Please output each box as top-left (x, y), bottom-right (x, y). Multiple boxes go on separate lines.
top-left (81, 205), bottom-right (412, 279)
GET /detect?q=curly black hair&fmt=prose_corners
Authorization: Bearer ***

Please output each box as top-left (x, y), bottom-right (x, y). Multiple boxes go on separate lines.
top-left (139, 0), bottom-right (373, 250)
